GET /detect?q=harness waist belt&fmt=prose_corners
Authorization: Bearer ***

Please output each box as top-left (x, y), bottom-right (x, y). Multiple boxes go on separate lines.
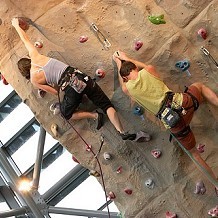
top-left (58, 66), bottom-right (88, 93)
top-left (156, 91), bottom-right (174, 118)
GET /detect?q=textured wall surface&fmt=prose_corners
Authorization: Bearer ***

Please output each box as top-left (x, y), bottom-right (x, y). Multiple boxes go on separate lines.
top-left (0, 0), bottom-right (218, 217)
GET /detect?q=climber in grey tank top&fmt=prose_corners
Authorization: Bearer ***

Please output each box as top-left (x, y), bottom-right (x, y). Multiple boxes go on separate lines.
top-left (32, 58), bottom-right (68, 86)
top-left (13, 17), bottom-right (141, 141)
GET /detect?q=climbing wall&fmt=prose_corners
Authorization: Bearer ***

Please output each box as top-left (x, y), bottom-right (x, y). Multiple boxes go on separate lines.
top-left (0, 0), bottom-right (218, 217)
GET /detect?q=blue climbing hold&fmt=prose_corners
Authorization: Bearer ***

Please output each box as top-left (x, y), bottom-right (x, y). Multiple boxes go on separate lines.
top-left (133, 106), bottom-right (144, 116)
top-left (175, 60), bottom-right (190, 72)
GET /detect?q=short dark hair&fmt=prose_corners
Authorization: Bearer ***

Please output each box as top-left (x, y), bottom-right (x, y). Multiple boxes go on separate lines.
top-left (120, 61), bottom-right (137, 77)
top-left (17, 58), bottom-right (31, 79)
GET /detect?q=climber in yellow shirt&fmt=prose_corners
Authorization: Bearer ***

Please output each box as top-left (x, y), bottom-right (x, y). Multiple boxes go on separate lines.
top-left (113, 50), bottom-right (218, 193)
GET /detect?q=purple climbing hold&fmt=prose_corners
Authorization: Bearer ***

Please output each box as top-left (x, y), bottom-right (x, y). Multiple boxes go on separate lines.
top-left (134, 40), bottom-right (143, 51)
top-left (197, 143), bottom-right (205, 153)
top-left (194, 180), bottom-right (206, 195)
top-left (208, 205), bottom-right (218, 217)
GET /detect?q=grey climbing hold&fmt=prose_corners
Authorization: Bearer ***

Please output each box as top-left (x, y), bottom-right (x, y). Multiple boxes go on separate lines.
top-left (145, 178), bottom-right (155, 189)
top-left (103, 152), bottom-right (111, 160)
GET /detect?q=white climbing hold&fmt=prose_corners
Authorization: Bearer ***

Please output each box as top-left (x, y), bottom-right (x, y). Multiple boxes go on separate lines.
top-left (145, 178), bottom-right (154, 189)
top-left (50, 102), bottom-right (60, 115)
top-left (103, 152), bottom-right (111, 160)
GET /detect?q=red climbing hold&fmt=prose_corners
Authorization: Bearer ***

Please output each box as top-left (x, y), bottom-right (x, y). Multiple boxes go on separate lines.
top-left (86, 144), bottom-right (92, 152)
top-left (151, 149), bottom-right (162, 158)
top-left (108, 191), bottom-right (116, 200)
top-left (197, 143), bottom-right (205, 153)
top-left (95, 69), bottom-right (106, 79)
top-left (134, 40), bottom-right (143, 51)
top-left (197, 28), bottom-right (207, 40)
top-left (124, 188), bottom-right (132, 195)
top-left (34, 41), bottom-right (43, 48)
top-left (38, 89), bottom-right (46, 98)
top-left (1, 74), bottom-right (8, 85)
top-left (18, 17), bottom-right (29, 31)
top-left (79, 35), bottom-right (88, 43)
top-left (165, 211), bottom-right (177, 218)
top-left (72, 155), bottom-right (80, 164)
top-left (116, 166), bottom-right (122, 174)
top-left (208, 205), bottom-right (218, 217)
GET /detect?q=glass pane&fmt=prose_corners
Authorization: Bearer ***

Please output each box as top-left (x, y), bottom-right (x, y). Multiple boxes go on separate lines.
top-left (103, 201), bottom-right (119, 212)
top-left (50, 176), bottom-right (119, 218)
top-left (0, 202), bottom-right (15, 218)
top-left (11, 131), bottom-right (58, 173)
top-left (6, 121), bottom-right (39, 156)
top-left (0, 103), bottom-right (33, 144)
top-left (38, 151), bottom-right (76, 194)
top-left (0, 94), bottom-right (22, 123)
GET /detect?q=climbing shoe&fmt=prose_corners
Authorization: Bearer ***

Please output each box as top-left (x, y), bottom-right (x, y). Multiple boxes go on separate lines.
top-left (96, 111), bottom-right (104, 130)
top-left (120, 132), bottom-right (136, 141)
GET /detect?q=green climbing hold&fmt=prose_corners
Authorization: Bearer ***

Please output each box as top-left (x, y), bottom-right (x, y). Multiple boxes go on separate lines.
top-left (148, 14), bottom-right (166, 25)
top-left (117, 212), bottom-right (123, 218)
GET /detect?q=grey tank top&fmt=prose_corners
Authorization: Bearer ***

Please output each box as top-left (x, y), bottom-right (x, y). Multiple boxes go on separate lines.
top-left (32, 58), bottom-right (68, 85)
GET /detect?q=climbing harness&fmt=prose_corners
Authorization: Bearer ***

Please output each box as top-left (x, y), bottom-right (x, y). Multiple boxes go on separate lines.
top-left (184, 86), bottom-right (199, 111)
top-left (200, 46), bottom-right (218, 68)
top-left (156, 92), bottom-right (181, 128)
top-left (58, 66), bottom-right (88, 93)
top-left (90, 23), bottom-right (111, 50)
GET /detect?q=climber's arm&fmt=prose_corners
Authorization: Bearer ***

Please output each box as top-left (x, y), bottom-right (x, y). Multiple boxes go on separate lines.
top-left (114, 50), bottom-right (161, 78)
top-left (12, 18), bottom-right (39, 59)
top-left (32, 82), bottom-right (58, 95)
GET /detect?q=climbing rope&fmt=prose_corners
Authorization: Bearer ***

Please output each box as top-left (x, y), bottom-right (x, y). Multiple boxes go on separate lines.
top-left (57, 92), bottom-right (112, 218)
top-left (170, 131), bottom-right (218, 188)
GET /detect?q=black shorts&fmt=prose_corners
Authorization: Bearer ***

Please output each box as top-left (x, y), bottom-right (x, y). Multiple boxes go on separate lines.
top-left (60, 70), bottom-right (114, 120)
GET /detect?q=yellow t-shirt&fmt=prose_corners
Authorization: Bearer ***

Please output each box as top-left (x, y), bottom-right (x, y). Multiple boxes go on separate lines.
top-left (126, 69), bottom-right (182, 115)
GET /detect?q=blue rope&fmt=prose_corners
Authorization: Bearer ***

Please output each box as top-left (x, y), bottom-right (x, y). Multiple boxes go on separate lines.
top-left (170, 132), bottom-right (218, 187)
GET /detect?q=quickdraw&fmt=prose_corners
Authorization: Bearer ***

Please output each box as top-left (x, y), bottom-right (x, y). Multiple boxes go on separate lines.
top-left (90, 23), bottom-right (111, 50)
top-left (200, 46), bottom-right (218, 68)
